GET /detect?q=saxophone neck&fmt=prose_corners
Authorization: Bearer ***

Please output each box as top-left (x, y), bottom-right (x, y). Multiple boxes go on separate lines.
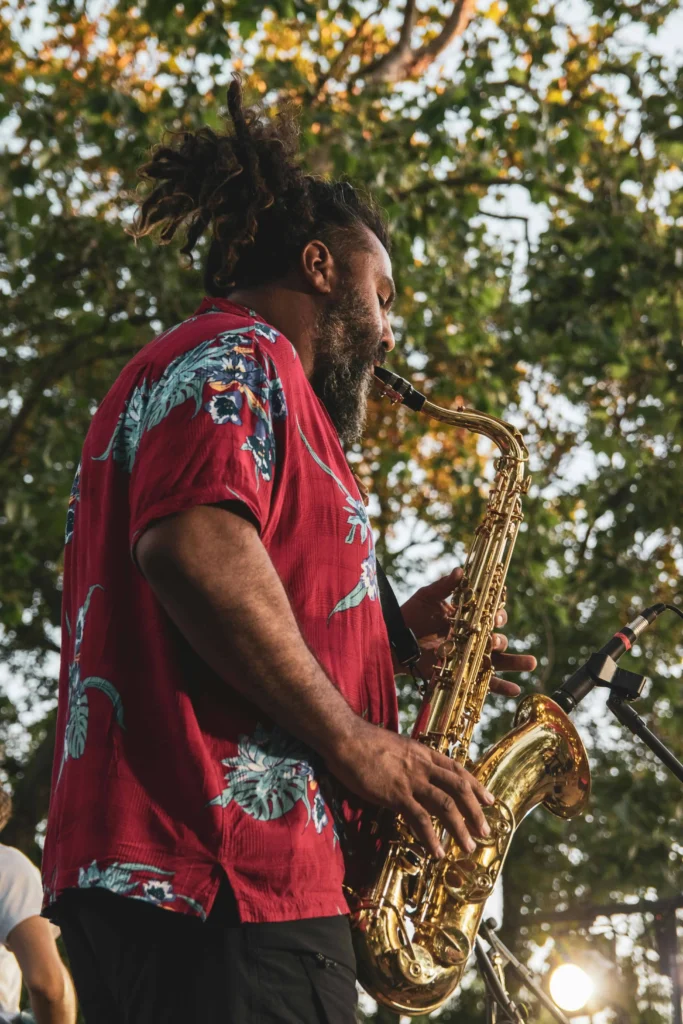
top-left (373, 367), bottom-right (529, 465)
top-left (422, 397), bottom-right (529, 466)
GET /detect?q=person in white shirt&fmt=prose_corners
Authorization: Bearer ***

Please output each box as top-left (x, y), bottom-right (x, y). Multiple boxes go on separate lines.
top-left (0, 790), bottom-right (75, 1024)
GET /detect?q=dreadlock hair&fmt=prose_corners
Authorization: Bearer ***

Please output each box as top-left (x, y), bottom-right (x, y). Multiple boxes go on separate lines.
top-left (0, 787), bottom-right (11, 834)
top-left (132, 76), bottom-right (390, 297)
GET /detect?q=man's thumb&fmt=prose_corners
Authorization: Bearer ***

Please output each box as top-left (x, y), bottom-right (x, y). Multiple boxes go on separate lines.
top-left (426, 566), bottom-right (463, 601)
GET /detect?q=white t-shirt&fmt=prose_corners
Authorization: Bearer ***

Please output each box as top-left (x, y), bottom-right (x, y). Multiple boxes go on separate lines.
top-left (0, 844), bottom-right (44, 1014)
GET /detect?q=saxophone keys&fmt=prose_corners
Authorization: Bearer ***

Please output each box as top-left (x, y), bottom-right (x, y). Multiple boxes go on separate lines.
top-left (442, 859), bottom-right (496, 903)
top-left (399, 846), bottom-right (424, 875)
top-left (432, 925), bottom-right (471, 967)
top-left (396, 945), bottom-right (438, 985)
top-left (478, 799), bottom-right (514, 846)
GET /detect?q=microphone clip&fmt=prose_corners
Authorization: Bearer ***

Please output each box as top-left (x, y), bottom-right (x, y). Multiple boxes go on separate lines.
top-left (585, 652), bottom-right (647, 702)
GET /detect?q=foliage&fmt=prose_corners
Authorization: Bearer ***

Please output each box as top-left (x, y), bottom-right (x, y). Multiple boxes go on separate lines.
top-left (1, 0), bottom-right (682, 1018)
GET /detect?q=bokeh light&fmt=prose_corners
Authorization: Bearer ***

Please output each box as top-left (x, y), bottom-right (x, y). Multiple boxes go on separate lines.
top-left (549, 962), bottom-right (595, 1012)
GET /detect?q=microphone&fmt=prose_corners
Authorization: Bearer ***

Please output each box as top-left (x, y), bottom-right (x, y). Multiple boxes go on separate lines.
top-left (551, 604), bottom-right (670, 713)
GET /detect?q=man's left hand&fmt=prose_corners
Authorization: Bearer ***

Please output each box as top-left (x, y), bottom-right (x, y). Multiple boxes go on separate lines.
top-left (399, 568), bottom-right (536, 697)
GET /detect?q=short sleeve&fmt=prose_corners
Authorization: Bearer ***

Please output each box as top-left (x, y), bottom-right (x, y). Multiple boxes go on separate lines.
top-left (0, 848), bottom-right (43, 945)
top-left (122, 330), bottom-right (288, 554)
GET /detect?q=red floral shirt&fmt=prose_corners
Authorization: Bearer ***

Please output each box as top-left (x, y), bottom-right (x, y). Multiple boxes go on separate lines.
top-left (41, 298), bottom-right (398, 924)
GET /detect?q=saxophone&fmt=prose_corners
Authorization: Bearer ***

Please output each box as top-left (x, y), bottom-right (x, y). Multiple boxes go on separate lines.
top-left (348, 368), bottom-right (591, 1016)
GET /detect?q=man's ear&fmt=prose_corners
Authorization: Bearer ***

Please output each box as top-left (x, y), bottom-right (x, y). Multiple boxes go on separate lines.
top-left (300, 238), bottom-right (336, 296)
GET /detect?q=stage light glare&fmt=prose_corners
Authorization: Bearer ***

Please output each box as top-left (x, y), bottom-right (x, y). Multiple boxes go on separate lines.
top-left (549, 963), bottom-right (594, 1012)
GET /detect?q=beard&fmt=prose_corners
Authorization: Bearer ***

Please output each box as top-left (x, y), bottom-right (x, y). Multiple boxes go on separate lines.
top-left (309, 285), bottom-right (385, 446)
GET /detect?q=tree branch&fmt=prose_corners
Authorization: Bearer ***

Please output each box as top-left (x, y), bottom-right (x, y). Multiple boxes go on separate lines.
top-left (0, 332), bottom-right (94, 464)
top-left (312, 4), bottom-right (384, 105)
top-left (476, 210), bottom-right (531, 255)
top-left (0, 319), bottom-right (149, 464)
top-left (354, 0), bottom-right (419, 84)
top-left (409, 0), bottom-right (476, 79)
top-left (353, 0), bottom-right (476, 85)
top-left (396, 172), bottom-right (593, 207)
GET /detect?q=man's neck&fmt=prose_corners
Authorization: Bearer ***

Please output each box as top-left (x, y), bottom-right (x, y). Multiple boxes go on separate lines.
top-left (226, 283), bottom-right (318, 378)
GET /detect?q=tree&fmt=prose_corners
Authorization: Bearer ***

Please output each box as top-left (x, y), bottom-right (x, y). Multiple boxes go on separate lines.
top-left (1, 0), bottom-right (682, 1018)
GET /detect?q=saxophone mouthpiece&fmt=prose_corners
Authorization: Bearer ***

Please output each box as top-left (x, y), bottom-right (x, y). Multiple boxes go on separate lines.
top-left (374, 366), bottom-right (426, 412)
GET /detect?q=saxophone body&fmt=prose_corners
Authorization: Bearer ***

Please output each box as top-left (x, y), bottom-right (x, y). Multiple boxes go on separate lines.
top-left (348, 370), bottom-right (591, 1016)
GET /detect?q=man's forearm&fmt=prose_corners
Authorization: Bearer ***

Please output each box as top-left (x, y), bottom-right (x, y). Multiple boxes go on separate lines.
top-left (29, 966), bottom-right (76, 1024)
top-left (136, 504), bottom-right (359, 758)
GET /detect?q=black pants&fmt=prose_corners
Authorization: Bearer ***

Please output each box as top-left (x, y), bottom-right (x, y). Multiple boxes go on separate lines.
top-left (54, 880), bottom-right (358, 1023)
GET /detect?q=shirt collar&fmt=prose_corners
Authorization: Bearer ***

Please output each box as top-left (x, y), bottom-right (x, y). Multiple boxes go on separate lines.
top-left (193, 296), bottom-right (265, 321)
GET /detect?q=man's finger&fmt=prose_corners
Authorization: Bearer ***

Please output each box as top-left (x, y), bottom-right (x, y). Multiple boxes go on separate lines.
top-left (495, 607), bottom-right (508, 628)
top-left (428, 768), bottom-right (491, 839)
top-left (428, 751), bottom-right (495, 805)
top-left (424, 567), bottom-right (463, 602)
top-left (489, 676), bottom-right (522, 697)
top-left (418, 785), bottom-right (477, 853)
top-left (491, 633), bottom-right (509, 653)
top-left (402, 799), bottom-right (445, 859)
top-left (492, 652), bottom-right (537, 673)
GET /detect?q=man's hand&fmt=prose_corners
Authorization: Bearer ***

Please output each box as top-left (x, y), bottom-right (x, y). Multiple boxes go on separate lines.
top-left (400, 567), bottom-right (536, 697)
top-left (325, 721), bottom-right (495, 859)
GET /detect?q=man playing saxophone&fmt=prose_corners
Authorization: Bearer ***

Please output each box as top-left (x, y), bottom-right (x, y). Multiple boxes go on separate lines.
top-left (41, 79), bottom-right (535, 1024)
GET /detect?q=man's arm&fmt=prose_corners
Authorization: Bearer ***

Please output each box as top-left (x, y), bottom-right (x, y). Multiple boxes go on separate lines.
top-left (136, 503), bottom-right (494, 858)
top-left (6, 918), bottom-right (76, 1024)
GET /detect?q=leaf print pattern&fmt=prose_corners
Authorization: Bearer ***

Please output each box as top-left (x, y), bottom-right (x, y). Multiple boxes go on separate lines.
top-left (92, 380), bottom-right (151, 472)
top-left (65, 462), bottom-right (81, 545)
top-left (77, 860), bottom-right (206, 919)
top-left (328, 550), bottom-right (379, 621)
top-left (208, 724), bottom-right (333, 838)
top-left (93, 328), bottom-right (287, 482)
top-left (247, 311), bottom-right (298, 357)
top-left (297, 421), bottom-right (379, 622)
top-left (251, 320), bottom-right (280, 346)
top-left (297, 423), bottom-right (369, 544)
top-left (240, 421), bottom-right (277, 482)
top-left (57, 585), bottom-right (124, 786)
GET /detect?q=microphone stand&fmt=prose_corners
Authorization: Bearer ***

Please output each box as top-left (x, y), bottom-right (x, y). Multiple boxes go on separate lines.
top-left (580, 654), bottom-right (683, 784)
top-left (607, 695), bottom-right (683, 783)
top-left (475, 919), bottom-right (571, 1024)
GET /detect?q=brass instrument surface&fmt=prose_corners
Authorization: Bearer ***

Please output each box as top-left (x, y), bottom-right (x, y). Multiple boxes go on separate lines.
top-left (349, 375), bottom-right (591, 1015)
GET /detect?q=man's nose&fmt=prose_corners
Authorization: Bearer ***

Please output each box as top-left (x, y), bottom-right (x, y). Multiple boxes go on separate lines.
top-left (382, 324), bottom-right (396, 353)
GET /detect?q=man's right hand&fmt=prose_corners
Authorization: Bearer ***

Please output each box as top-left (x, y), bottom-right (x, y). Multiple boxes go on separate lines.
top-left (324, 721), bottom-right (495, 860)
